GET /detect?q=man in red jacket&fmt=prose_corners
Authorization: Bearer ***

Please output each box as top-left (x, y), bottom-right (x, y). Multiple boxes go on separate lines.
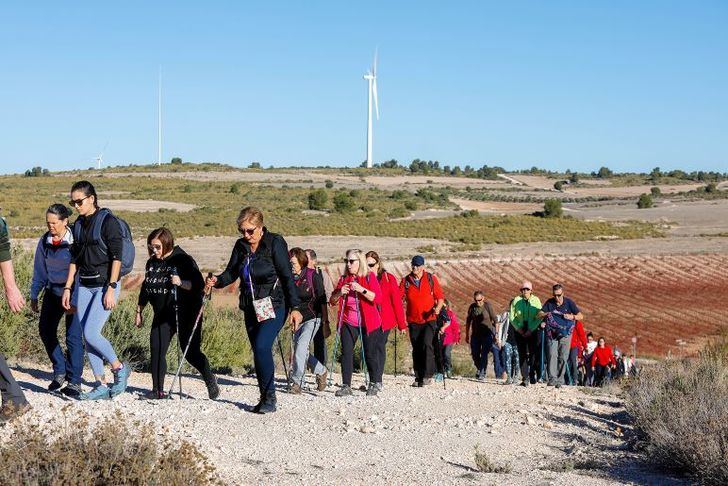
top-left (400, 255), bottom-right (445, 387)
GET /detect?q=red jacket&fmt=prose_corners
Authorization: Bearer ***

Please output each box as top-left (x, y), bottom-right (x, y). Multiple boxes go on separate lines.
top-left (400, 271), bottom-right (445, 325)
top-left (570, 321), bottom-right (587, 350)
top-left (442, 309), bottom-right (461, 346)
top-left (591, 346), bottom-right (617, 368)
top-left (376, 271), bottom-right (406, 332)
top-left (334, 272), bottom-right (383, 335)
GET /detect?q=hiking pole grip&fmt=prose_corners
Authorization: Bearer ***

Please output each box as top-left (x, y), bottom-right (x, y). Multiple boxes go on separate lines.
top-left (206, 272), bottom-right (214, 301)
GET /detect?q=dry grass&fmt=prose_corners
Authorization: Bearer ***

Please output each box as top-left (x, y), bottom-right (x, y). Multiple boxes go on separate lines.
top-left (0, 408), bottom-right (222, 485)
top-left (625, 335), bottom-right (728, 485)
top-left (473, 446), bottom-right (512, 474)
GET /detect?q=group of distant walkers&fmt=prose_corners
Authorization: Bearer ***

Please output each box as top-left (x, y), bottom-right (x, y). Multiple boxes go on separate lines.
top-left (0, 179), bottom-right (635, 423)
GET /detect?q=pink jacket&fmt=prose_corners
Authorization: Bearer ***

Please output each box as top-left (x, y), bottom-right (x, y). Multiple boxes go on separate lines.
top-left (377, 271), bottom-right (406, 332)
top-left (442, 309), bottom-right (461, 346)
top-left (334, 272), bottom-right (383, 335)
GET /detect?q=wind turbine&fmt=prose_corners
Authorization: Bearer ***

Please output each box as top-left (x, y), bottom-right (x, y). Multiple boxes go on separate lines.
top-left (363, 49), bottom-right (379, 168)
top-left (95, 142), bottom-right (109, 169)
top-left (158, 65), bottom-right (162, 165)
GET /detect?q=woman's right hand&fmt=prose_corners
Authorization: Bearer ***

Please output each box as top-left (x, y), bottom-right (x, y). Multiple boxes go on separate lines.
top-left (204, 275), bottom-right (218, 294)
top-left (31, 299), bottom-right (39, 313)
top-left (61, 289), bottom-right (71, 310)
top-left (135, 311), bottom-right (143, 328)
top-left (340, 284), bottom-right (350, 295)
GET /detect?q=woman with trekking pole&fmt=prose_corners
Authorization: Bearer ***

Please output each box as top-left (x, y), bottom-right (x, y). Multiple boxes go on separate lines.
top-left (287, 247), bottom-right (328, 394)
top-left (205, 207), bottom-right (302, 414)
top-left (329, 249), bottom-right (383, 397)
top-left (30, 204), bottom-right (83, 397)
top-left (61, 180), bottom-right (131, 400)
top-left (365, 251), bottom-right (406, 387)
top-left (135, 228), bottom-right (219, 400)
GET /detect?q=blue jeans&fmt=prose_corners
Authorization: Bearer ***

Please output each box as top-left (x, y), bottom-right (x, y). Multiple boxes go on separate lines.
top-left (491, 343), bottom-right (505, 377)
top-left (470, 332), bottom-right (493, 374)
top-left (500, 342), bottom-right (520, 380)
top-left (291, 318), bottom-right (326, 384)
top-left (244, 305), bottom-right (286, 395)
top-left (74, 285), bottom-right (121, 378)
top-left (39, 291), bottom-right (83, 384)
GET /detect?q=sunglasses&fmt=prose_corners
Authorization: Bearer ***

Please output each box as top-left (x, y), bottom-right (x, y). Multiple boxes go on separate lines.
top-left (520, 288), bottom-right (531, 292)
top-left (367, 262), bottom-right (377, 268)
top-left (147, 244), bottom-right (163, 251)
top-left (553, 292), bottom-right (563, 297)
top-left (475, 298), bottom-right (484, 303)
top-left (238, 227), bottom-right (256, 236)
top-left (345, 259), bottom-right (358, 265)
top-left (69, 195), bottom-right (90, 207)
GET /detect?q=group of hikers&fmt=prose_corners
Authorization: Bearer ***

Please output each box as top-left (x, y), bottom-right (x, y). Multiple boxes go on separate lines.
top-left (0, 180), bottom-right (633, 422)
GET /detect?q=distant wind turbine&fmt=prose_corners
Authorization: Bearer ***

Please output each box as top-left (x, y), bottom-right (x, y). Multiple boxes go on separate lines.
top-left (95, 142), bottom-right (109, 169)
top-left (363, 49), bottom-right (379, 169)
top-left (158, 66), bottom-right (162, 165)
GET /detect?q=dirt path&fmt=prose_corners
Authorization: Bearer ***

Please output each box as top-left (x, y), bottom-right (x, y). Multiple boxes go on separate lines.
top-left (3, 365), bottom-right (683, 485)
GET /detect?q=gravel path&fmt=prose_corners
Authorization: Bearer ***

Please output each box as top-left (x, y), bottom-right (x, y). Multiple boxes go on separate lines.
top-left (3, 365), bottom-right (684, 485)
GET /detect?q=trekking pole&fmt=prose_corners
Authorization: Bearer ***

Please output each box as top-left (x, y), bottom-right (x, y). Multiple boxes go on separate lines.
top-left (327, 302), bottom-right (345, 388)
top-left (565, 359), bottom-right (572, 386)
top-left (170, 266), bottom-right (182, 398)
top-left (540, 328), bottom-right (545, 383)
top-left (393, 330), bottom-right (398, 377)
top-left (277, 334), bottom-right (291, 390)
top-left (356, 298), bottom-right (369, 389)
top-left (439, 331), bottom-right (446, 391)
top-left (168, 273), bottom-right (212, 399)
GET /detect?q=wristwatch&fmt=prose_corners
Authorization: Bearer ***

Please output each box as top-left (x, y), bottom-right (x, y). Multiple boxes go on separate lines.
top-left (109, 281), bottom-right (118, 289)
top-left (362, 289), bottom-right (368, 295)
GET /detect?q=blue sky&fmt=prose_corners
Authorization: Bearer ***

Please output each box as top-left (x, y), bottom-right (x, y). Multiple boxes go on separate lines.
top-left (1, 1), bottom-right (726, 174)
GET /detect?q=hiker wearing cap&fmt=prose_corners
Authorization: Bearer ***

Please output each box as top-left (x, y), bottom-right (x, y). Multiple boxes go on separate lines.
top-left (0, 214), bottom-right (31, 423)
top-left (465, 290), bottom-right (497, 381)
top-left (509, 281), bottom-right (542, 387)
top-left (287, 247), bottom-right (328, 394)
top-left (329, 249), bottom-right (383, 396)
top-left (29, 204), bottom-right (83, 397)
top-left (366, 251), bottom-right (406, 385)
top-left (205, 207), bottom-right (303, 414)
top-left (538, 283), bottom-right (583, 388)
top-left (400, 255), bottom-right (445, 387)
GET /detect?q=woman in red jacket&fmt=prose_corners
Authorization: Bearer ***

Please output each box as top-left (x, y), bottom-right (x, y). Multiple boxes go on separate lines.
top-left (568, 320), bottom-right (587, 386)
top-left (366, 251), bottom-right (406, 387)
top-left (330, 249), bottom-right (383, 397)
top-left (439, 300), bottom-right (461, 378)
top-left (590, 337), bottom-right (617, 387)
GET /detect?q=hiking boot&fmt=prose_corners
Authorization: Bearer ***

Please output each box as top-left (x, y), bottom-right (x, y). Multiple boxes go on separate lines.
top-left (109, 362), bottom-right (131, 398)
top-left (422, 378), bottom-right (433, 386)
top-left (315, 370), bottom-right (328, 391)
top-left (366, 383), bottom-right (379, 396)
top-left (335, 385), bottom-right (353, 397)
top-left (434, 373), bottom-right (444, 383)
top-left (547, 380), bottom-right (555, 387)
top-left (48, 375), bottom-right (66, 392)
top-left (505, 377), bottom-right (513, 385)
top-left (80, 385), bottom-right (111, 401)
top-left (255, 391), bottom-right (277, 414)
top-left (290, 383), bottom-right (302, 395)
top-left (143, 390), bottom-right (168, 400)
top-left (60, 383), bottom-right (82, 398)
top-left (520, 380), bottom-right (529, 387)
top-left (411, 380), bottom-right (422, 387)
top-left (555, 383), bottom-right (562, 389)
top-left (374, 382), bottom-right (383, 392)
top-left (446, 369), bottom-right (454, 379)
top-left (0, 401), bottom-right (31, 424)
top-left (202, 365), bottom-right (220, 400)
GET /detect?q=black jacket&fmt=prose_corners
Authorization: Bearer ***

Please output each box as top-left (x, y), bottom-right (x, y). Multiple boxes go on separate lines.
top-left (138, 246), bottom-right (204, 324)
top-left (293, 269), bottom-right (326, 322)
top-left (215, 228), bottom-right (301, 312)
top-left (70, 209), bottom-right (123, 288)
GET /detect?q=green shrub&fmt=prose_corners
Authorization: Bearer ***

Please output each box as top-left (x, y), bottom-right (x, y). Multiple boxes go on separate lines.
top-left (650, 186), bottom-right (661, 197)
top-left (170, 157), bottom-right (183, 165)
top-left (637, 193), bottom-right (653, 209)
top-left (307, 189), bottom-right (328, 210)
top-left (543, 199), bottom-right (562, 218)
top-left (473, 446), bottom-right (512, 474)
top-left (324, 180), bottom-right (334, 189)
top-left (553, 181), bottom-right (563, 191)
top-left (403, 200), bottom-right (418, 211)
top-left (706, 182), bottom-right (718, 193)
top-left (625, 337), bottom-right (727, 484)
top-left (0, 410), bottom-right (221, 485)
top-left (333, 192), bottom-right (355, 213)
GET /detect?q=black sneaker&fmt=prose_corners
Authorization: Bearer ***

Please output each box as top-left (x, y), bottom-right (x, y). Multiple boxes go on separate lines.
top-left (254, 391), bottom-right (277, 414)
top-left (366, 384), bottom-right (378, 396)
top-left (204, 372), bottom-right (220, 400)
top-left (335, 385), bottom-right (353, 397)
top-left (48, 375), bottom-right (65, 392)
top-left (60, 383), bottom-right (82, 398)
top-left (143, 390), bottom-right (168, 400)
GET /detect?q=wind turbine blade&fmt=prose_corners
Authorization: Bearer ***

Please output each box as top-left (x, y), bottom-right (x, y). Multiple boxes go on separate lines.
top-left (373, 78), bottom-right (379, 120)
top-left (373, 47), bottom-right (378, 77)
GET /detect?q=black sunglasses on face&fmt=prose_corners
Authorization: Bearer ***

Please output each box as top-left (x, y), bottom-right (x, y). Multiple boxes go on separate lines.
top-left (69, 195), bottom-right (90, 207)
top-left (238, 227), bottom-right (256, 236)
top-left (521, 288), bottom-right (531, 292)
top-left (553, 293), bottom-right (563, 297)
top-left (475, 298), bottom-right (484, 302)
top-left (345, 259), bottom-right (358, 265)
top-left (147, 244), bottom-right (163, 251)
top-left (368, 262), bottom-right (377, 268)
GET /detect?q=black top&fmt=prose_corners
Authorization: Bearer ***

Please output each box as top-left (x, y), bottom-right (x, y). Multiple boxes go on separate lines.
top-left (70, 209), bottom-right (123, 287)
top-left (293, 269), bottom-right (326, 322)
top-left (138, 246), bottom-right (204, 323)
top-left (466, 301), bottom-right (497, 338)
top-left (215, 228), bottom-right (301, 312)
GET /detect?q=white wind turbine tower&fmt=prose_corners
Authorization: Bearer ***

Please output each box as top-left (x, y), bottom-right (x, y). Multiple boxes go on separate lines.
top-left (95, 142), bottom-right (109, 169)
top-left (158, 65), bottom-right (162, 166)
top-left (363, 49), bottom-right (379, 168)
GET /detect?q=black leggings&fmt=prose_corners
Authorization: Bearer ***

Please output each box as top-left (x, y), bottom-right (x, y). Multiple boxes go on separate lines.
top-left (339, 323), bottom-right (381, 386)
top-left (150, 316), bottom-right (209, 392)
top-left (514, 330), bottom-right (540, 383)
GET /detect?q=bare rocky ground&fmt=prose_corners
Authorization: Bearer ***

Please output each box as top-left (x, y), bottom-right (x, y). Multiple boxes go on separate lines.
top-left (3, 365), bottom-right (685, 485)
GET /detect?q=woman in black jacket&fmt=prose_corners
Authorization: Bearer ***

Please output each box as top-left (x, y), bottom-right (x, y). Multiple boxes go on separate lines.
top-left (136, 227), bottom-right (218, 399)
top-left (205, 207), bottom-right (302, 414)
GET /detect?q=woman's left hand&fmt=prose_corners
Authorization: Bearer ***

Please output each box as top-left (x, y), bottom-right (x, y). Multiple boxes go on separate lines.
top-left (103, 287), bottom-right (117, 310)
top-left (350, 282), bottom-right (364, 293)
top-left (290, 310), bottom-right (303, 328)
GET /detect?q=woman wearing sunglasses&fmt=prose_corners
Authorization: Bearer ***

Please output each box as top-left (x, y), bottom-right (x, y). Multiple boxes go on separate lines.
top-left (61, 180), bottom-right (131, 400)
top-left (135, 227), bottom-right (218, 400)
top-left (30, 204), bottom-right (83, 397)
top-left (329, 249), bottom-right (383, 397)
top-left (365, 251), bottom-right (405, 389)
top-left (205, 207), bottom-right (302, 414)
